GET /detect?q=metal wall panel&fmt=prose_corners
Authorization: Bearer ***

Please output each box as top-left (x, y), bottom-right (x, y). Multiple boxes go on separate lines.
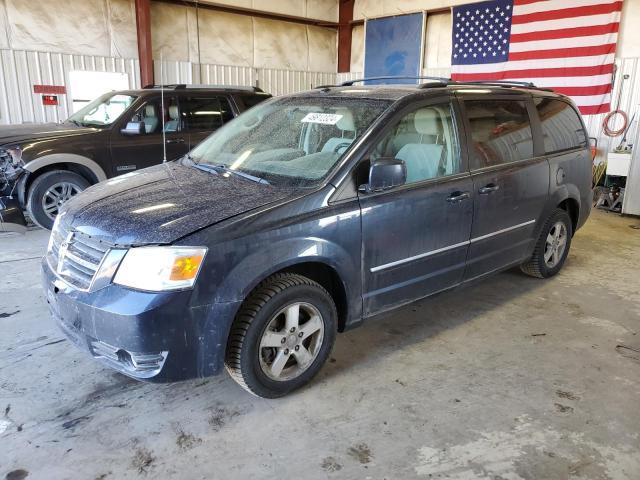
top-left (155, 60), bottom-right (335, 96)
top-left (0, 48), bottom-right (140, 125)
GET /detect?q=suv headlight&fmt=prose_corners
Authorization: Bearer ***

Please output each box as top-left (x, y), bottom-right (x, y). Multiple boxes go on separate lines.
top-left (114, 246), bottom-right (207, 291)
top-left (6, 146), bottom-right (24, 167)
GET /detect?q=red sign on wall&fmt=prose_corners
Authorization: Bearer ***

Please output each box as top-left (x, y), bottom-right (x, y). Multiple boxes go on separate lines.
top-left (42, 95), bottom-right (59, 106)
top-left (33, 84), bottom-right (66, 95)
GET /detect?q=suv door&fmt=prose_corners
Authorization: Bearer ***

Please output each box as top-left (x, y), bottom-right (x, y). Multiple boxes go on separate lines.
top-left (358, 97), bottom-right (474, 315)
top-left (459, 94), bottom-right (549, 281)
top-left (179, 95), bottom-right (236, 149)
top-left (109, 95), bottom-right (189, 175)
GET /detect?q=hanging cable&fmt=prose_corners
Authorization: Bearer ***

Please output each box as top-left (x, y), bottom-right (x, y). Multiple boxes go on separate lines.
top-left (603, 71), bottom-right (628, 137)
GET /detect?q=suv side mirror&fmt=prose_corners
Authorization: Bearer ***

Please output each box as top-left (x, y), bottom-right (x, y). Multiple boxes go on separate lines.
top-left (360, 157), bottom-right (407, 193)
top-left (121, 121), bottom-right (145, 136)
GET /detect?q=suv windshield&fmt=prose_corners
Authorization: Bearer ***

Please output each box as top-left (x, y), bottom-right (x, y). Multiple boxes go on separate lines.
top-left (67, 93), bottom-right (137, 128)
top-left (188, 96), bottom-right (390, 188)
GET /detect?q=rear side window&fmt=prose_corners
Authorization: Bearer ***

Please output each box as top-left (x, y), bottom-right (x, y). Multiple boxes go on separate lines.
top-left (181, 96), bottom-right (234, 131)
top-left (465, 99), bottom-right (534, 168)
top-left (534, 98), bottom-right (587, 154)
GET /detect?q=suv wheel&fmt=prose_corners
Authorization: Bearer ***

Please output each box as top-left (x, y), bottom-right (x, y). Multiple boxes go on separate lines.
top-left (27, 170), bottom-right (89, 229)
top-left (520, 208), bottom-right (573, 278)
top-left (225, 273), bottom-right (337, 398)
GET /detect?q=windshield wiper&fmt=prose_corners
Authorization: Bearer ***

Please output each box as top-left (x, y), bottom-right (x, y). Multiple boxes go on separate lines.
top-left (194, 163), bottom-right (270, 185)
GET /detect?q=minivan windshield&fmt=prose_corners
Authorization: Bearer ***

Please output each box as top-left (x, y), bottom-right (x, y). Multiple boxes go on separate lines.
top-left (188, 96), bottom-right (390, 188)
top-left (67, 92), bottom-right (137, 128)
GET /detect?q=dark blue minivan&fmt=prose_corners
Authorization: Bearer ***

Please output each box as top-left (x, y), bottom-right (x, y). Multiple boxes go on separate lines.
top-left (43, 80), bottom-right (592, 397)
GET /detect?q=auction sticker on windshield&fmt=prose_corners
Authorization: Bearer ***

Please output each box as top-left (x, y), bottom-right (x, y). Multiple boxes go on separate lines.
top-left (301, 112), bottom-right (343, 125)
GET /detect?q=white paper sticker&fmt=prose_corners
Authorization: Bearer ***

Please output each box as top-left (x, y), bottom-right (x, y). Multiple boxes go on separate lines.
top-left (301, 112), bottom-right (343, 125)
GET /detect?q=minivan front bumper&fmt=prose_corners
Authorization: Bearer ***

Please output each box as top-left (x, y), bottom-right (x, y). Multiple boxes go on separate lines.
top-left (42, 257), bottom-right (241, 382)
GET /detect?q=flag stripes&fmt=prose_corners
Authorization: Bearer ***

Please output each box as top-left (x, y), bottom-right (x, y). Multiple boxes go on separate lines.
top-left (451, 0), bottom-right (624, 114)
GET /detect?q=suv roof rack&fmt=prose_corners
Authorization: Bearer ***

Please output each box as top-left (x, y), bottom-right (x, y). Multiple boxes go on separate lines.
top-left (340, 76), bottom-right (451, 86)
top-left (143, 84), bottom-right (264, 93)
top-left (460, 80), bottom-right (536, 88)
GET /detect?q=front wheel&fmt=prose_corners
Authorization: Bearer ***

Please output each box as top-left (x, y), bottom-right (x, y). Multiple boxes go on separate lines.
top-left (27, 170), bottom-right (89, 229)
top-left (520, 208), bottom-right (573, 278)
top-left (225, 273), bottom-right (337, 398)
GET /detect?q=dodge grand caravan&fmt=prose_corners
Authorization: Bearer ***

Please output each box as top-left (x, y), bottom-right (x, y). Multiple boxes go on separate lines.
top-left (43, 78), bottom-right (592, 398)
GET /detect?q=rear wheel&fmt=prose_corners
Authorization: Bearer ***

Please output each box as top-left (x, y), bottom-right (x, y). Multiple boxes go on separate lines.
top-left (27, 170), bottom-right (89, 229)
top-left (225, 273), bottom-right (337, 398)
top-left (520, 208), bottom-right (572, 278)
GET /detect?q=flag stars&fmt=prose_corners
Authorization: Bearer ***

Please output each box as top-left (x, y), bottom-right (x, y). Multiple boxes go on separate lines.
top-left (453, 1), bottom-right (511, 65)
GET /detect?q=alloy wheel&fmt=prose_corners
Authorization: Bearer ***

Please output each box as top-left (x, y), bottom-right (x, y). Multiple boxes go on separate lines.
top-left (41, 182), bottom-right (82, 221)
top-left (258, 302), bottom-right (324, 381)
top-left (544, 221), bottom-right (567, 268)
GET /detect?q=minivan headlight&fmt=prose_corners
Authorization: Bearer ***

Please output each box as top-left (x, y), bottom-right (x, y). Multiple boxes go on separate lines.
top-left (114, 246), bottom-right (207, 291)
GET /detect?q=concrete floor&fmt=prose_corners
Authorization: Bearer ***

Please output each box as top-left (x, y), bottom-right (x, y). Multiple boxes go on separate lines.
top-left (1, 209), bottom-right (639, 480)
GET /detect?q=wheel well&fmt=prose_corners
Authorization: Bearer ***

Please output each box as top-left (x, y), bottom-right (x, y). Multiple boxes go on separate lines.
top-left (24, 162), bottom-right (98, 197)
top-left (558, 198), bottom-right (579, 234)
top-left (276, 262), bottom-right (349, 332)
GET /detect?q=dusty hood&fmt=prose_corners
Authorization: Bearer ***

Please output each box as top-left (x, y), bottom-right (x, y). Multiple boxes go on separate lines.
top-left (0, 123), bottom-right (97, 146)
top-left (59, 161), bottom-right (298, 245)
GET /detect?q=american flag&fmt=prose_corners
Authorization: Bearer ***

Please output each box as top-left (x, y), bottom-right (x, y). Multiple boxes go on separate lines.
top-left (451, 0), bottom-right (623, 115)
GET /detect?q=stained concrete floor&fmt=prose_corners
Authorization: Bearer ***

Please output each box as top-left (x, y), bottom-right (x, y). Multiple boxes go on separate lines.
top-left (1, 209), bottom-right (639, 480)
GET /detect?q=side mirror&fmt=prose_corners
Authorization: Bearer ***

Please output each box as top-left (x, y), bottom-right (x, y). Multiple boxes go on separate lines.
top-left (121, 121), bottom-right (145, 135)
top-left (360, 157), bottom-right (407, 193)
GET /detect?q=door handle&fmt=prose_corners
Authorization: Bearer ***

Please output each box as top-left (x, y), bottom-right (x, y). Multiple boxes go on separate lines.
top-left (479, 184), bottom-right (500, 194)
top-left (446, 191), bottom-right (470, 203)
top-left (166, 138), bottom-right (185, 144)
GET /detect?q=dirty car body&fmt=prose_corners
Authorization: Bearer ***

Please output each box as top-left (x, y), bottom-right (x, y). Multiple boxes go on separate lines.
top-left (42, 82), bottom-right (593, 396)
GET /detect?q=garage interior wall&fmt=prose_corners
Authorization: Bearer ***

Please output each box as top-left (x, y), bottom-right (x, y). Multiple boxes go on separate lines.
top-left (343, 0), bottom-right (640, 163)
top-left (0, 0), bottom-right (338, 124)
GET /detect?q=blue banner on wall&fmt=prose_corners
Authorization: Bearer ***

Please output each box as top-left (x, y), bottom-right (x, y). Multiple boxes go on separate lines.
top-left (364, 13), bottom-right (424, 84)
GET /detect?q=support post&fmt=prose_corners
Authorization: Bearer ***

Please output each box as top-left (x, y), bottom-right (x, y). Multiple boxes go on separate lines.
top-left (338, 0), bottom-right (355, 73)
top-left (135, 0), bottom-right (154, 86)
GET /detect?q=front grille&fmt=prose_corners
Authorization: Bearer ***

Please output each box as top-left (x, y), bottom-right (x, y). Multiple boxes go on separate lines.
top-left (48, 221), bottom-right (110, 290)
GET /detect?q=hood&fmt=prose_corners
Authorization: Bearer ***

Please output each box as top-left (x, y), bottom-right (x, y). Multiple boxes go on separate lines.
top-left (0, 123), bottom-right (97, 146)
top-left (59, 161), bottom-right (299, 245)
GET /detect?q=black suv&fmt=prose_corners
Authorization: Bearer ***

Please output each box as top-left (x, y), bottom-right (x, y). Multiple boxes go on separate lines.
top-left (43, 78), bottom-right (592, 398)
top-left (0, 85), bottom-right (271, 229)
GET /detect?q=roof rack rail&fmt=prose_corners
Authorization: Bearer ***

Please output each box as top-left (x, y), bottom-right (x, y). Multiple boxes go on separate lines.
top-left (462, 80), bottom-right (536, 88)
top-left (143, 84), bottom-right (186, 89)
top-left (340, 76), bottom-right (451, 86)
top-left (143, 84), bottom-right (264, 92)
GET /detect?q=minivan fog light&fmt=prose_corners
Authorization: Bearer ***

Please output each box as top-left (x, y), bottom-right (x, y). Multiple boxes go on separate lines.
top-left (114, 246), bottom-right (207, 291)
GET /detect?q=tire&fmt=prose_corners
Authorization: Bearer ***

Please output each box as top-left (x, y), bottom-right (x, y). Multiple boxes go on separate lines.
top-left (520, 208), bottom-right (573, 279)
top-left (27, 170), bottom-right (90, 230)
top-left (225, 273), bottom-right (338, 398)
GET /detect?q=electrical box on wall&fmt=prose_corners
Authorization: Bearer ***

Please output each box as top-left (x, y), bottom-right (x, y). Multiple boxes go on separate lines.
top-left (42, 95), bottom-right (58, 106)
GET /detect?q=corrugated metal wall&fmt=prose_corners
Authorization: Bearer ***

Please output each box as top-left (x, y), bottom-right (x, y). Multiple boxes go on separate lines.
top-left (154, 61), bottom-right (335, 96)
top-left (0, 49), bottom-right (140, 125)
top-left (0, 49), bottom-right (338, 125)
top-left (3, 47), bottom-right (638, 165)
